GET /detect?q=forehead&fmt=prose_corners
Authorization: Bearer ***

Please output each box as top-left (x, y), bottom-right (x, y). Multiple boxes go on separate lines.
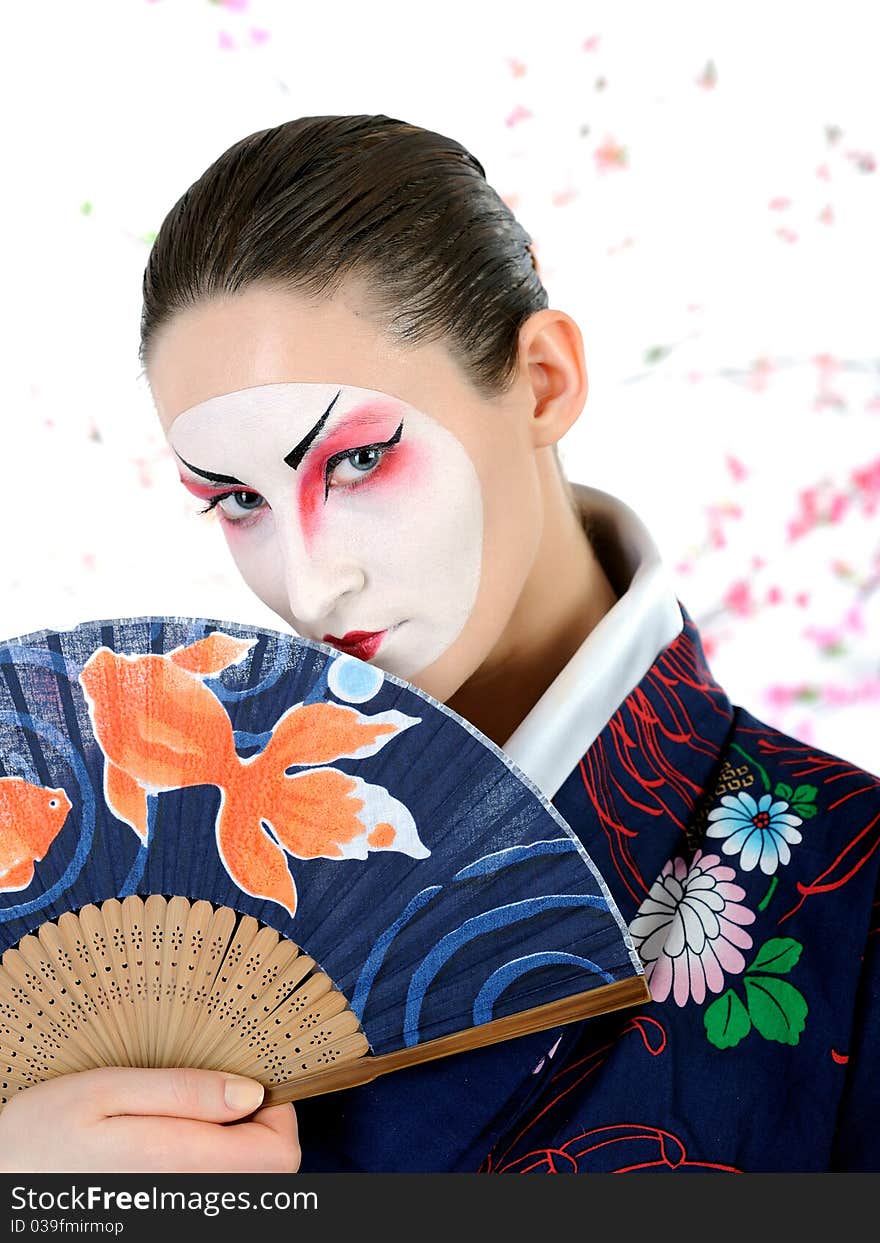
top-left (147, 283), bottom-right (438, 425)
top-left (167, 381), bottom-right (411, 439)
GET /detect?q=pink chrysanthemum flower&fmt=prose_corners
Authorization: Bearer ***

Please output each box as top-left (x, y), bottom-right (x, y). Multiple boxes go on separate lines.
top-left (630, 850), bottom-right (756, 1007)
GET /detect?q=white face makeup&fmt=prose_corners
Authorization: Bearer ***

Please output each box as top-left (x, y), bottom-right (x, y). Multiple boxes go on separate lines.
top-left (168, 382), bottom-right (484, 679)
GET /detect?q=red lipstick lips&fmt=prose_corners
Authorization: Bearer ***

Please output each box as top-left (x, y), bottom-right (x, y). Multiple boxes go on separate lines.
top-left (323, 629), bottom-right (388, 660)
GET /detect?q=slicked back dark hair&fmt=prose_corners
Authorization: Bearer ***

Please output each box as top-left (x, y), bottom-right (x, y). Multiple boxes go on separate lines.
top-left (138, 114), bottom-right (549, 397)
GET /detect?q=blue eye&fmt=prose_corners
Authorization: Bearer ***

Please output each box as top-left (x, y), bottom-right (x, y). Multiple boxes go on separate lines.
top-left (331, 447), bottom-right (384, 484)
top-left (196, 419), bottom-right (405, 522)
top-left (198, 490), bottom-right (266, 522)
top-left (323, 419), bottom-right (405, 500)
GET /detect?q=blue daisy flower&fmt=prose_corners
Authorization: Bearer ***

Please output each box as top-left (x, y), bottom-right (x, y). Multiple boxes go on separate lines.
top-left (706, 791), bottom-right (803, 874)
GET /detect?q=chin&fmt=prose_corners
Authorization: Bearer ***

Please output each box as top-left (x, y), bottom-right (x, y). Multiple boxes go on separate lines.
top-left (263, 602), bottom-right (477, 705)
top-left (401, 655), bottom-right (473, 707)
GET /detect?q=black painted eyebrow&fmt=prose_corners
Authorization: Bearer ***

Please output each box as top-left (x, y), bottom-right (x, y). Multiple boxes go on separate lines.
top-left (172, 388), bottom-right (344, 484)
top-left (283, 389), bottom-right (342, 470)
top-left (172, 449), bottom-right (247, 487)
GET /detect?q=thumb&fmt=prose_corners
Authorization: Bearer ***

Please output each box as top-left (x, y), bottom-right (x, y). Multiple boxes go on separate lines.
top-left (73, 1066), bottom-right (266, 1122)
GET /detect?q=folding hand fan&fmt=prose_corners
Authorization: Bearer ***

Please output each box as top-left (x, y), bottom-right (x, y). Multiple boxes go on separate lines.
top-left (0, 614), bottom-right (648, 1110)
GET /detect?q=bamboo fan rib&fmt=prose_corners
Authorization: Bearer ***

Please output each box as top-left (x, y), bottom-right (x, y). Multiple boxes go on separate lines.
top-left (0, 896), bottom-right (369, 1109)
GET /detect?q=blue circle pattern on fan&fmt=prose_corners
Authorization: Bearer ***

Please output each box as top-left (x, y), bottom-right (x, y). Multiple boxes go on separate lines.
top-left (0, 616), bottom-right (641, 1054)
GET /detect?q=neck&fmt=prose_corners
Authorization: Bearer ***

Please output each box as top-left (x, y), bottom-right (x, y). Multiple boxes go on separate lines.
top-left (445, 453), bottom-right (618, 748)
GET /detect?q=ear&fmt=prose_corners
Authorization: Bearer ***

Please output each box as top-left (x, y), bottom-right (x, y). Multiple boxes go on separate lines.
top-left (518, 309), bottom-right (589, 449)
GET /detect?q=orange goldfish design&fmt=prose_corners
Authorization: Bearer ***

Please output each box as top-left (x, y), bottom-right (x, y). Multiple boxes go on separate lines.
top-left (0, 777), bottom-right (72, 892)
top-left (78, 632), bottom-right (429, 916)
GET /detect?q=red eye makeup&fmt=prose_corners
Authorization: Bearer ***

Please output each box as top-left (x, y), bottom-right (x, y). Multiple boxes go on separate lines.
top-left (166, 380), bottom-right (485, 682)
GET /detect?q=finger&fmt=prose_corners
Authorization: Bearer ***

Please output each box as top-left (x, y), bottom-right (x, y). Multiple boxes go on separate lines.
top-left (244, 1102), bottom-right (299, 1142)
top-left (104, 1113), bottom-right (301, 1174)
top-left (72, 1066), bottom-right (266, 1122)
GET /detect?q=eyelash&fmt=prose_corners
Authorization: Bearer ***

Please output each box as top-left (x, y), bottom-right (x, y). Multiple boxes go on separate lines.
top-left (196, 441), bottom-right (394, 523)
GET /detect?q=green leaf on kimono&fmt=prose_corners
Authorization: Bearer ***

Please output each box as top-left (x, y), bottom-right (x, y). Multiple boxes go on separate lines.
top-left (743, 977), bottom-right (808, 1045)
top-left (704, 989), bottom-right (752, 1049)
top-left (793, 801), bottom-right (818, 819)
top-left (746, 937), bottom-right (803, 976)
top-left (774, 782), bottom-right (794, 801)
top-left (791, 783), bottom-right (818, 806)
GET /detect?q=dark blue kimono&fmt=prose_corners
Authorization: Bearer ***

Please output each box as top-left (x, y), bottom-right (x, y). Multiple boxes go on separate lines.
top-left (295, 608), bottom-right (880, 1172)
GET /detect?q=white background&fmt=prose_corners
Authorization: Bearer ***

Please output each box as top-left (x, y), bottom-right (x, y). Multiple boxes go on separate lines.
top-left (3, 0), bottom-right (878, 773)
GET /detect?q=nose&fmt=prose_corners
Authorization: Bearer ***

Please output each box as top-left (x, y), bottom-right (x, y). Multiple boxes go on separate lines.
top-left (276, 519), bottom-right (366, 632)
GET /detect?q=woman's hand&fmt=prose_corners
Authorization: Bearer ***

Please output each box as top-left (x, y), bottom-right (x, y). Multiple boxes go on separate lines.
top-left (0, 1066), bottom-right (301, 1173)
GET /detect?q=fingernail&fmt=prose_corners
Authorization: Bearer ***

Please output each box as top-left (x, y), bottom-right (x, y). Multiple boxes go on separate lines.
top-left (224, 1075), bottom-right (265, 1112)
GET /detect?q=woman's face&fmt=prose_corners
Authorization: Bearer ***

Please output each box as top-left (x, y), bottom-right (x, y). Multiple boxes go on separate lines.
top-left (147, 283), bottom-right (546, 703)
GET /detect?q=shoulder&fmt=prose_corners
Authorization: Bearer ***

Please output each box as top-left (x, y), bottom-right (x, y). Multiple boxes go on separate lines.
top-left (703, 703), bottom-right (880, 937)
top-left (728, 704), bottom-right (880, 820)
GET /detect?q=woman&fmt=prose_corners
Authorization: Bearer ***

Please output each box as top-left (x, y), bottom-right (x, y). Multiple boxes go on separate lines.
top-left (2, 115), bottom-right (878, 1173)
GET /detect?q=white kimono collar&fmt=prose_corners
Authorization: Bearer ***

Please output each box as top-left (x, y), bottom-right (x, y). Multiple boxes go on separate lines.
top-left (501, 483), bottom-right (684, 799)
